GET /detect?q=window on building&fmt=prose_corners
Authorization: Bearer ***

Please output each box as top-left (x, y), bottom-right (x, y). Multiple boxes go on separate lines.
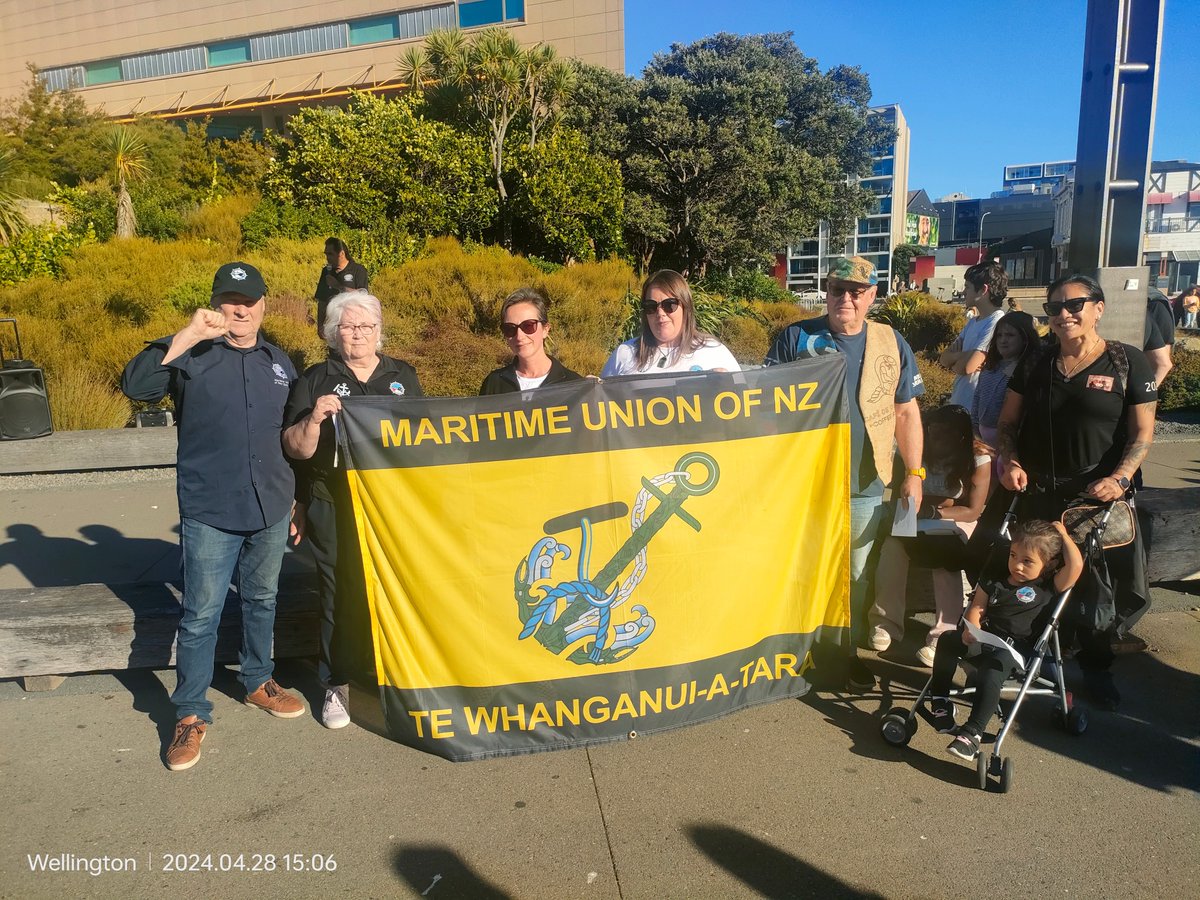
top-left (208, 39), bottom-right (251, 67)
top-left (1044, 162), bottom-right (1074, 177)
top-left (876, 197), bottom-right (892, 215)
top-left (1188, 202), bottom-right (1200, 221)
top-left (1006, 165), bottom-right (1042, 181)
top-left (459, 0), bottom-right (524, 27)
top-left (121, 46), bottom-right (206, 81)
top-left (39, 66), bottom-right (85, 91)
top-left (349, 15), bottom-right (399, 45)
top-left (399, 4), bottom-right (456, 38)
top-left (795, 240), bottom-right (819, 256)
top-left (85, 59), bottom-right (123, 86)
top-left (871, 158), bottom-right (894, 177)
top-left (251, 23), bottom-right (348, 62)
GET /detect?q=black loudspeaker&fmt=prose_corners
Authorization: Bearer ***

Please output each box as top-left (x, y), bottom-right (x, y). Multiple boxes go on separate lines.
top-left (0, 364), bottom-right (53, 440)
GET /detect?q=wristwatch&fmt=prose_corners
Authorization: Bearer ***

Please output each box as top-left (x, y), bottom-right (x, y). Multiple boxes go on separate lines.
top-left (1114, 475), bottom-right (1131, 490)
top-left (908, 467), bottom-right (926, 480)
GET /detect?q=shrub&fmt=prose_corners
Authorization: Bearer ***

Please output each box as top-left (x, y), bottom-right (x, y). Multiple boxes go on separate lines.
top-left (1158, 339), bottom-right (1200, 412)
top-left (752, 300), bottom-right (819, 345)
top-left (914, 352), bottom-right (955, 410)
top-left (717, 315), bottom-right (770, 364)
top-left (47, 368), bottom-right (132, 430)
top-left (699, 268), bottom-right (792, 303)
top-left (870, 291), bottom-right (963, 354)
top-left (240, 198), bottom-right (342, 249)
top-left (0, 222), bottom-right (95, 286)
top-left (181, 193), bottom-right (257, 246)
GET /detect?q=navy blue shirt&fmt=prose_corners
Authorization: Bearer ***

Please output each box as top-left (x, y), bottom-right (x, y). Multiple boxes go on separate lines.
top-left (122, 335), bottom-right (297, 531)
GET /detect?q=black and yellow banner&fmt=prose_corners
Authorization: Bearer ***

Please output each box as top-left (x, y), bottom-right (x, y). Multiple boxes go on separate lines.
top-left (338, 356), bottom-right (850, 760)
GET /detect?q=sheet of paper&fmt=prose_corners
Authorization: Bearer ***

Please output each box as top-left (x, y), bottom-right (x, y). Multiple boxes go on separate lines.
top-left (963, 619), bottom-right (1025, 671)
top-left (891, 497), bottom-right (917, 537)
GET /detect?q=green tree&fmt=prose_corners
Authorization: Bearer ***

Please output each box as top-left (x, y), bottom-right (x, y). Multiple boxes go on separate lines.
top-left (0, 65), bottom-right (103, 185)
top-left (507, 128), bottom-right (622, 264)
top-left (397, 27), bottom-right (577, 245)
top-left (107, 128), bottom-right (150, 239)
top-left (263, 92), bottom-right (496, 238)
top-left (566, 34), bottom-right (888, 277)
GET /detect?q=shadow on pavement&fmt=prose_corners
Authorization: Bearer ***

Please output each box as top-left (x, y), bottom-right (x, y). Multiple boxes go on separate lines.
top-left (0, 523), bottom-right (179, 586)
top-left (688, 824), bottom-right (884, 899)
top-left (392, 844), bottom-right (513, 899)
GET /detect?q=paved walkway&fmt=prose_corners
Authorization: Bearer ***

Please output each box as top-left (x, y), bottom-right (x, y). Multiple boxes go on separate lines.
top-left (1, 442), bottom-right (1197, 898)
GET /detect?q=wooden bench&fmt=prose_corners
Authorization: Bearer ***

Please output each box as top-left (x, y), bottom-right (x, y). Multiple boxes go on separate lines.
top-left (0, 573), bottom-right (319, 691)
top-left (1140, 487), bottom-right (1200, 583)
top-left (0, 426), bottom-right (176, 475)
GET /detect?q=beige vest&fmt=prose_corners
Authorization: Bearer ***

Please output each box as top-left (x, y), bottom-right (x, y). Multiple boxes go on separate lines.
top-left (860, 322), bottom-right (902, 486)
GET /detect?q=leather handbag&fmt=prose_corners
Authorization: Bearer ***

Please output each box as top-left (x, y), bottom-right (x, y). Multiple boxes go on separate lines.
top-left (1060, 498), bottom-right (1135, 549)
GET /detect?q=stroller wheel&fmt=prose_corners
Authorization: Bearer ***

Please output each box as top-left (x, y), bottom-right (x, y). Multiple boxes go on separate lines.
top-left (1067, 706), bottom-right (1089, 735)
top-left (880, 712), bottom-right (913, 746)
top-left (976, 752), bottom-right (989, 791)
top-left (999, 757), bottom-right (1014, 793)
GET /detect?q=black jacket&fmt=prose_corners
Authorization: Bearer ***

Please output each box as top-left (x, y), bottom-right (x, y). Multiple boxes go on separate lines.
top-left (479, 357), bottom-right (582, 395)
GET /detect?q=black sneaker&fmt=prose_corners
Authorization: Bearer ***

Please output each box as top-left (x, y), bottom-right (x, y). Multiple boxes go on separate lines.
top-left (846, 658), bottom-right (875, 692)
top-left (946, 730), bottom-right (980, 761)
top-left (1084, 669), bottom-right (1121, 711)
top-left (928, 697), bottom-right (957, 733)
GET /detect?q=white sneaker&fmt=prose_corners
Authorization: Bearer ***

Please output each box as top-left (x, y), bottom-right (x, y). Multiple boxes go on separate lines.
top-left (321, 685), bottom-right (350, 729)
top-left (869, 627), bottom-right (893, 652)
top-left (916, 644), bottom-right (936, 668)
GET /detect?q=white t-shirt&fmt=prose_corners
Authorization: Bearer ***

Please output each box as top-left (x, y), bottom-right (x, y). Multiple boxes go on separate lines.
top-left (515, 372), bottom-right (548, 390)
top-left (601, 337), bottom-right (741, 376)
top-left (949, 309), bottom-right (1003, 408)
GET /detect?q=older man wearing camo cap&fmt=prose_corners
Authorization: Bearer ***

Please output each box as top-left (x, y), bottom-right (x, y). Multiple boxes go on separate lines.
top-left (765, 256), bottom-right (925, 690)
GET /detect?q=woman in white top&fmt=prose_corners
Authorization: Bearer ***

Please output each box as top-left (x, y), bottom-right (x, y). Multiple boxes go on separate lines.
top-left (601, 269), bottom-right (740, 376)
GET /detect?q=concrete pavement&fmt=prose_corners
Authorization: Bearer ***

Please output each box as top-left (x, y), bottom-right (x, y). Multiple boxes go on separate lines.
top-left (0, 442), bottom-right (1197, 899)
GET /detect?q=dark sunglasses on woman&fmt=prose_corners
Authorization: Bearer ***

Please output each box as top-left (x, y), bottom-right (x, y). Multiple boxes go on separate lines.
top-left (500, 318), bottom-right (544, 338)
top-left (1043, 297), bottom-right (1099, 316)
top-left (641, 298), bottom-right (682, 314)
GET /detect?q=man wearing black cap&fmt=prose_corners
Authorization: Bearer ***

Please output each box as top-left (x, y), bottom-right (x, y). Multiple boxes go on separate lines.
top-left (315, 238), bottom-right (368, 335)
top-left (123, 262), bottom-right (305, 771)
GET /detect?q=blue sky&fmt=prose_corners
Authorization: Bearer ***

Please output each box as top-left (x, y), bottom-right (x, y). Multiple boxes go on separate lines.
top-left (625, 0), bottom-right (1198, 200)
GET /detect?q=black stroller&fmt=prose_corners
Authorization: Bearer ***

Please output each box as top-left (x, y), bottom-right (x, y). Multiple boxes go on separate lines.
top-left (879, 497), bottom-right (1120, 793)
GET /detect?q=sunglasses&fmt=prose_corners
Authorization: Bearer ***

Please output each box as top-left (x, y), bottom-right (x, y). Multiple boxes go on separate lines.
top-left (1043, 297), bottom-right (1098, 317)
top-left (641, 297), bottom-right (682, 315)
top-left (500, 318), bottom-right (544, 338)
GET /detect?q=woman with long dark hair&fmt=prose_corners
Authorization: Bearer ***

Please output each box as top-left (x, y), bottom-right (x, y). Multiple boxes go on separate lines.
top-left (994, 274), bottom-right (1157, 709)
top-left (601, 270), bottom-right (739, 375)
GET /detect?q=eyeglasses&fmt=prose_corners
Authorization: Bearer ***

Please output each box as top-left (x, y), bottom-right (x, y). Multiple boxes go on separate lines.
top-left (641, 298), bottom-right (682, 315)
top-left (1043, 297), bottom-right (1098, 317)
top-left (500, 318), bottom-right (544, 338)
top-left (828, 285), bottom-right (872, 300)
top-left (337, 323), bottom-right (378, 335)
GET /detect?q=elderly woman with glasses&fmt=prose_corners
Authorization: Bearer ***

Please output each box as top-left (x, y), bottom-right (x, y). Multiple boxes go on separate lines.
top-left (989, 273), bottom-right (1157, 711)
top-left (283, 292), bottom-right (422, 729)
top-left (480, 288), bottom-right (582, 394)
top-left (601, 269), bottom-right (740, 376)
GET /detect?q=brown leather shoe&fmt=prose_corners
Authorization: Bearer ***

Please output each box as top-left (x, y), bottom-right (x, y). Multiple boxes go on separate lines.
top-left (244, 679), bottom-right (305, 718)
top-left (165, 715), bottom-right (206, 771)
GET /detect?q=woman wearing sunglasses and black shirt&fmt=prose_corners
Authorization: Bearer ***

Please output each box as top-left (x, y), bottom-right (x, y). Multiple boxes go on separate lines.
top-left (990, 273), bottom-right (1157, 710)
top-left (600, 269), bottom-right (740, 376)
top-left (480, 288), bottom-right (582, 394)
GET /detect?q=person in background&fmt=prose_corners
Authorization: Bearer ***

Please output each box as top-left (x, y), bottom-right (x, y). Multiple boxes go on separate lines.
top-left (1144, 286), bottom-right (1177, 388)
top-left (971, 311), bottom-right (1040, 455)
top-left (765, 256), bottom-right (925, 691)
top-left (122, 262), bottom-right (305, 771)
top-left (1180, 286), bottom-right (1200, 330)
top-left (283, 292), bottom-right (422, 729)
top-left (939, 261), bottom-right (1009, 409)
top-left (315, 237), bottom-right (368, 335)
top-left (480, 288), bottom-right (582, 394)
top-left (601, 270), bottom-right (740, 376)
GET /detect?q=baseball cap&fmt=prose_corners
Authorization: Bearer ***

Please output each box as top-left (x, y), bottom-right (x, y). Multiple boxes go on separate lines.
top-left (211, 262), bottom-right (267, 300)
top-left (827, 256), bottom-right (879, 286)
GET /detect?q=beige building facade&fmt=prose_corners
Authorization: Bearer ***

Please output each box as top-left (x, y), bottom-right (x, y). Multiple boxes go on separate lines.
top-left (0, 1), bottom-right (623, 129)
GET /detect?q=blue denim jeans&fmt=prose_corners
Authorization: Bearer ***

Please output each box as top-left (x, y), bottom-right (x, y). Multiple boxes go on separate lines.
top-left (849, 494), bottom-right (887, 651)
top-left (172, 514), bottom-right (290, 722)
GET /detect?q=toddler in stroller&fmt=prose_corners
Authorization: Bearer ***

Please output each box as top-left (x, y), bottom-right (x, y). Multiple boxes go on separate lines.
top-left (928, 519), bottom-right (1083, 762)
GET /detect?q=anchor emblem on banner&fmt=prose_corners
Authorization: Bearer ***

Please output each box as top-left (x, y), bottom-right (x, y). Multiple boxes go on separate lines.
top-left (513, 451), bottom-right (720, 666)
